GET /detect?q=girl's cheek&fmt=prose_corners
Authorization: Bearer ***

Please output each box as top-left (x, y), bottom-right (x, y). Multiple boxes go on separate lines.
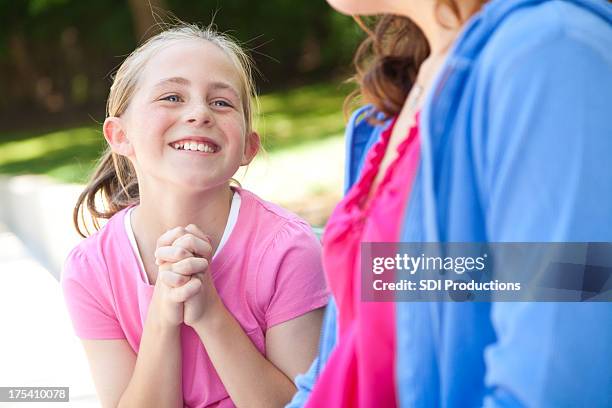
top-left (149, 106), bottom-right (176, 119)
top-left (220, 112), bottom-right (247, 131)
top-left (144, 109), bottom-right (179, 131)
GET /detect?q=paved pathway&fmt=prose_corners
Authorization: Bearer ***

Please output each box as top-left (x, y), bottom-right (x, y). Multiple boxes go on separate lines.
top-left (0, 223), bottom-right (98, 407)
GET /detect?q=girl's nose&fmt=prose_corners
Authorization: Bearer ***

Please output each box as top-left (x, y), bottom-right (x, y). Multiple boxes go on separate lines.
top-left (186, 103), bottom-right (214, 127)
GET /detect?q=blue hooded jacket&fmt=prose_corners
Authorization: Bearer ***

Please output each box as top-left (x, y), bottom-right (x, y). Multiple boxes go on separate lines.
top-left (287, 0), bottom-right (612, 406)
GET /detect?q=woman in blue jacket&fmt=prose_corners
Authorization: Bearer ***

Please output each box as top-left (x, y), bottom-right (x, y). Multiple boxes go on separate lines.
top-left (288, 0), bottom-right (612, 407)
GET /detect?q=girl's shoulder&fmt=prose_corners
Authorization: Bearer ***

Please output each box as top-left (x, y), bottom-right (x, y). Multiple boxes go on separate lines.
top-left (233, 188), bottom-right (320, 250)
top-left (63, 207), bottom-right (131, 282)
top-left (237, 188), bottom-right (312, 230)
top-left (61, 208), bottom-right (132, 340)
top-left (231, 189), bottom-right (328, 329)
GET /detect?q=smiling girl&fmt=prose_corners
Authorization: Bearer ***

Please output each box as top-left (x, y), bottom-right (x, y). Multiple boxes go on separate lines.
top-left (61, 24), bottom-right (328, 408)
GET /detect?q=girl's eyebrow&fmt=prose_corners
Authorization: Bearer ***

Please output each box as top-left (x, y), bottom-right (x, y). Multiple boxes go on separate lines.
top-left (153, 76), bottom-right (191, 88)
top-left (152, 77), bottom-right (240, 99)
top-left (209, 81), bottom-right (240, 99)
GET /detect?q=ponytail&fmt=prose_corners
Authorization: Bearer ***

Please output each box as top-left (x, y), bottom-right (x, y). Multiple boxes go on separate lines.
top-left (73, 147), bottom-right (138, 237)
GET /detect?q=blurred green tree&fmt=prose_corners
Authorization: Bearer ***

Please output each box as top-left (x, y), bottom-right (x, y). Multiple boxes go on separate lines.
top-left (0, 0), bottom-right (362, 132)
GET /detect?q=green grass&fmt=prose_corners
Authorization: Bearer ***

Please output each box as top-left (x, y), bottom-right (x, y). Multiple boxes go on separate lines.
top-left (257, 81), bottom-right (349, 150)
top-left (0, 127), bottom-right (106, 184)
top-left (0, 81), bottom-right (350, 184)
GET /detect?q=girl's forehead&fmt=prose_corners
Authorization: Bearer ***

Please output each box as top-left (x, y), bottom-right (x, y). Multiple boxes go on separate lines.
top-left (140, 40), bottom-right (242, 90)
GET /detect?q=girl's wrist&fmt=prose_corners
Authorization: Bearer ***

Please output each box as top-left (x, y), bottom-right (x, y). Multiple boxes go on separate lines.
top-left (190, 298), bottom-right (228, 334)
top-left (149, 290), bottom-right (182, 332)
top-left (146, 312), bottom-right (182, 337)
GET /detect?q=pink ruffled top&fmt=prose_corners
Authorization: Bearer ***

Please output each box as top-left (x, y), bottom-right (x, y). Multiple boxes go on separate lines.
top-left (306, 114), bottom-right (421, 407)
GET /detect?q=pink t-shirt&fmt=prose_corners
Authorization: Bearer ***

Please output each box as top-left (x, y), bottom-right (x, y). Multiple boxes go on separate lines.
top-left (61, 188), bottom-right (329, 408)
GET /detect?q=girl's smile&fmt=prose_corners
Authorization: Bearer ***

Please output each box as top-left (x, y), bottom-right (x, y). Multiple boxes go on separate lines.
top-left (169, 137), bottom-right (221, 154)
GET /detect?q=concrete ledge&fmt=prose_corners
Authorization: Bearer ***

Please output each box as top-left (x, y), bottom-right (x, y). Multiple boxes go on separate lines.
top-left (0, 222), bottom-right (99, 406)
top-left (0, 175), bottom-right (84, 280)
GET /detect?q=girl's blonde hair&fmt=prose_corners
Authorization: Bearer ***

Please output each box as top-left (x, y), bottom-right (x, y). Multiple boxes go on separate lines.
top-left (73, 23), bottom-right (258, 237)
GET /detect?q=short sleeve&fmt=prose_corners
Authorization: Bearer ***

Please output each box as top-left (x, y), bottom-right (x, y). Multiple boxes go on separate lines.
top-left (257, 221), bottom-right (329, 330)
top-left (61, 247), bottom-right (125, 339)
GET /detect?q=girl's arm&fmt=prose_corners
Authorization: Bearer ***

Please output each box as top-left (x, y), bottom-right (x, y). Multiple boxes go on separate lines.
top-left (265, 307), bottom-right (324, 387)
top-left (80, 339), bottom-right (136, 407)
top-left (81, 321), bottom-right (182, 408)
top-left (79, 254), bottom-right (202, 408)
top-left (113, 310), bottom-right (183, 408)
top-left (156, 224), bottom-right (326, 408)
top-left (191, 304), bottom-right (324, 408)
top-left (286, 297), bottom-right (339, 408)
top-left (63, 229), bottom-right (202, 408)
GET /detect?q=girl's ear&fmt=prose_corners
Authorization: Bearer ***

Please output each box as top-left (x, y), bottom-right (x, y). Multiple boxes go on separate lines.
top-left (241, 131), bottom-right (260, 166)
top-left (103, 117), bottom-right (133, 157)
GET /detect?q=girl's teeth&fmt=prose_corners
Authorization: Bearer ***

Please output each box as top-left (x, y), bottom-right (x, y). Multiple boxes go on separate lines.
top-left (173, 141), bottom-right (215, 152)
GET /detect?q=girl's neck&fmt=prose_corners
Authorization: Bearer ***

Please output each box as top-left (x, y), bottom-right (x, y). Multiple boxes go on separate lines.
top-left (131, 182), bottom-right (234, 262)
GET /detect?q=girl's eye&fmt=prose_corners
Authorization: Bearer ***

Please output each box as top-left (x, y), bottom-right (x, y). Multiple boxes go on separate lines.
top-left (161, 94), bottom-right (182, 103)
top-left (212, 100), bottom-right (232, 108)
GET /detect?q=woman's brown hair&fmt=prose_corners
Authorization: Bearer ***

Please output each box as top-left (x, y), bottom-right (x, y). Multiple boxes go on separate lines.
top-left (73, 23), bottom-right (258, 238)
top-left (345, 1), bottom-right (486, 120)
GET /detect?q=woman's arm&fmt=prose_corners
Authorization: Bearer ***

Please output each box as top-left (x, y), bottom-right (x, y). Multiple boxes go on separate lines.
top-left (477, 13), bottom-right (612, 406)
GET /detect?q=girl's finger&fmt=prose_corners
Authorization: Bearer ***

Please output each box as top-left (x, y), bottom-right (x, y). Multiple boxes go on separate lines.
top-left (168, 278), bottom-right (202, 303)
top-left (184, 224), bottom-right (213, 254)
top-left (155, 245), bottom-right (192, 264)
top-left (171, 257), bottom-right (209, 276)
top-left (172, 233), bottom-right (213, 260)
top-left (185, 224), bottom-right (209, 242)
top-left (159, 269), bottom-right (190, 288)
top-left (156, 227), bottom-right (187, 249)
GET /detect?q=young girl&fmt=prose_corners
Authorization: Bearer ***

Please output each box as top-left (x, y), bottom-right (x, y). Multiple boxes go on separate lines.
top-left (289, 0), bottom-right (612, 407)
top-left (61, 24), bottom-right (328, 408)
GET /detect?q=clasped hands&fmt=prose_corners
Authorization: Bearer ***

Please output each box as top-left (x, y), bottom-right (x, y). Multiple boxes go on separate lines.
top-left (150, 224), bottom-right (221, 329)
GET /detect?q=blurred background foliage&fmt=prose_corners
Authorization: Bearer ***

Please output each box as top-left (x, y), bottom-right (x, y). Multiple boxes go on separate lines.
top-left (0, 0), bottom-right (365, 182)
top-left (0, 81), bottom-right (351, 183)
top-left (0, 0), bottom-right (362, 129)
